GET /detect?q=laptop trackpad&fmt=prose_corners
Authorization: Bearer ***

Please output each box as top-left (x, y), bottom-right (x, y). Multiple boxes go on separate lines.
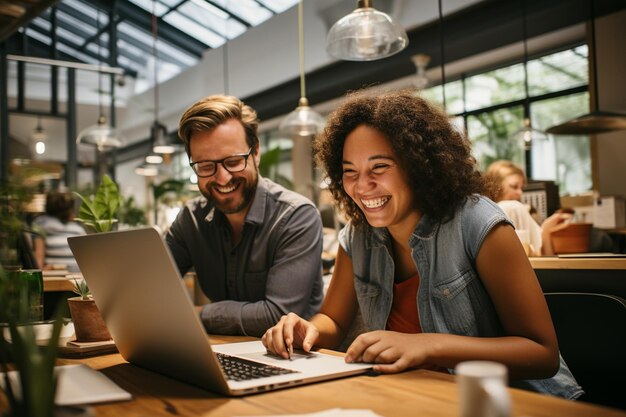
top-left (213, 341), bottom-right (366, 375)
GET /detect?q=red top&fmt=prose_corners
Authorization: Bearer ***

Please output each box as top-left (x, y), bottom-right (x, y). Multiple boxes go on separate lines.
top-left (386, 273), bottom-right (422, 333)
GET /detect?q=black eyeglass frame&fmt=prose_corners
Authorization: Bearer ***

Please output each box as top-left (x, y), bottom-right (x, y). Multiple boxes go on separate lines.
top-left (189, 147), bottom-right (254, 178)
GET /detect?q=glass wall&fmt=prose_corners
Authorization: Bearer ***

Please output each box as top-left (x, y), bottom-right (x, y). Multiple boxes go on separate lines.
top-left (421, 45), bottom-right (590, 196)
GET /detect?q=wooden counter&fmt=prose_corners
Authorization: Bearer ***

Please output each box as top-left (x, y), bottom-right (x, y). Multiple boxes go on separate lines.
top-left (47, 335), bottom-right (626, 417)
top-left (530, 257), bottom-right (626, 298)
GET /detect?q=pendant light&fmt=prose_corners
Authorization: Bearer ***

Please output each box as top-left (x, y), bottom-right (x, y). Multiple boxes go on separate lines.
top-left (134, 162), bottom-right (160, 177)
top-left (546, 0), bottom-right (626, 135)
top-left (150, 2), bottom-right (175, 154)
top-left (509, 0), bottom-right (546, 152)
top-left (412, 54), bottom-right (430, 90)
top-left (77, 8), bottom-right (125, 152)
top-left (326, 0), bottom-right (408, 61)
top-left (279, 0), bottom-right (325, 137)
top-left (30, 116), bottom-right (47, 156)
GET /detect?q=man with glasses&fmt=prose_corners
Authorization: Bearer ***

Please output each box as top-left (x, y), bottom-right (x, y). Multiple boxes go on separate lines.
top-left (166, 95), bottom-right (324, 337)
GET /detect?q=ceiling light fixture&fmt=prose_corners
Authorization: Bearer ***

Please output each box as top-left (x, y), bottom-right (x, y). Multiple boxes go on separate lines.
top-left (546, 0), bottom-right (626, 135)
top-left (326, 0), bottom-right (408, 61)
top-left (412, 54), bottom-right (430, 90)
top-left (76, 8), bottom-right (124, 152)
top-left (134, 162), bottom-right (160, 177)
top-left (30, 116), bottom-right (47, 156)
top-left (279, 0), bottom-right (325, 137)
top-left (509, 0), bottom-right (546, 154)
top-left (150, 2), bottom-right (175, 154)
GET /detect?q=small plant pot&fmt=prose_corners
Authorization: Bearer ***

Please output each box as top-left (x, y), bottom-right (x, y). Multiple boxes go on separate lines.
top-left (67, 297), bottom-right (112, 342)
top-left (551, 222), bottom-right (593, 254)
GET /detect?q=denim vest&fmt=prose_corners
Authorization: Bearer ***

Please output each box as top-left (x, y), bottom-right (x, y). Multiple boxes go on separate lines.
top-left (339, 195), bottom-right (583, 399)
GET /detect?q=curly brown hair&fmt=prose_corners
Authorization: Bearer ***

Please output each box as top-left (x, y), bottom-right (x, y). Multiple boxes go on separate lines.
top-left (314, 90), bottom-right (486, 225)
top-left (178, 94), bottom-right (259, 157)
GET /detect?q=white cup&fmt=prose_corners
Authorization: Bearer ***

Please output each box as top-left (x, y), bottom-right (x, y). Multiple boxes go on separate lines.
top-left (456, 361), bottom-right (511, 417)
top-left (515, 229), bottom-right (531, 256)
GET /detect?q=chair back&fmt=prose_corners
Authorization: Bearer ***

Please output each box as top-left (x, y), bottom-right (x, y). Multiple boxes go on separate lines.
top-left (545, 292), bottom-right (626, 409)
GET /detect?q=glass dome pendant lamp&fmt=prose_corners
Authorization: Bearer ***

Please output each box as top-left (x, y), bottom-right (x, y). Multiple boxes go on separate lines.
top-left (279, 0), bottom-right (325, 137)
top-left (509, 0), bottom-right (546, 152)
top-left (326, 0), bottom-right (408, 61)
top-left (150, 6), bottom-right (175, 155)
top-left (412, 54), bottom-right (431, 90)
top-left (546, 0), bottom-right (626, 134)
top-left (76, 10), bottom-right (125, 152)
top-left (30, 116), bottom-right (48, 156)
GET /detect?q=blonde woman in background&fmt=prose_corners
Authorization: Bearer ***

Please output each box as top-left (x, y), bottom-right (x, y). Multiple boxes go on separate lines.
top-left (484, 160), bottom-right (571, 256)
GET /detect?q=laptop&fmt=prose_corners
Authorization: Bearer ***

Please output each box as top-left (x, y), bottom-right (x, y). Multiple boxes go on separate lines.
top-left (67, 227), bottom-right (372, 396)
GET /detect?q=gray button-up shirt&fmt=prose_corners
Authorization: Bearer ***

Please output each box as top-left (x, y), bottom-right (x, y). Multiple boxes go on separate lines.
top-left (166, 177), bottom-right (324, 337)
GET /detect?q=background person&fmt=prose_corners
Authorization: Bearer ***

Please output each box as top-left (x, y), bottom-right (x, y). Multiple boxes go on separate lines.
top-left (484, 160), bottom-right (572, 255)
top-left (166, 95), bottom-right (324, 337)
top-left (33, 191), bottom-right (85, 272)
top-left (262, 91), bottom-right (582, 399)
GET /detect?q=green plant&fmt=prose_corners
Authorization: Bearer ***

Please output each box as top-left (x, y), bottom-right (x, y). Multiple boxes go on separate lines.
top-left (73, 174), bottom-right (122, 233)
top-left (259, 146), bottom-right (294, 190)
top-left (71, 279), bottom-right (92, 301)
top-left (119, 196), bottom-right (146, 227)
top-left (0, 266), bottom-right (64, 417)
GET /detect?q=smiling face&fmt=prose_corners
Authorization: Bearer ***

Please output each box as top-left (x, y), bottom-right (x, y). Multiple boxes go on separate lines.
top-left (342, 125), bottom-right (421, 235)
top-left (189, 119), bottom-right (259, 215)
top-left (500, 173), bottom-right (525, 201)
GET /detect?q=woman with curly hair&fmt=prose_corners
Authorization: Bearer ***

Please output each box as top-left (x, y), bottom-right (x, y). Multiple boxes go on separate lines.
top-left (262, 90), bottom-right (581, 399)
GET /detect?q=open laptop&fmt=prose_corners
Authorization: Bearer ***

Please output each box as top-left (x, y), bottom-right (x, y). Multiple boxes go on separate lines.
top-left (67, 227), bottom-right (371, 396)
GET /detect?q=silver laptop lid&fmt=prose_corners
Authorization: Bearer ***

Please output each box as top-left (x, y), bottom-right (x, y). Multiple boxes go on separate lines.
top-left (68, 227), bottom-right (230, 394)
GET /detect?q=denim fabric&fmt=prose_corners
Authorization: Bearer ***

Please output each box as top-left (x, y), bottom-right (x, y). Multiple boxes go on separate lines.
top-left (339, 195), bottom-right (583, 399)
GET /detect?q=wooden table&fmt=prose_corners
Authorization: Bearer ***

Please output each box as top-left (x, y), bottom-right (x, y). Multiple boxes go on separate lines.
top-left (530, 257), bottom-right (626, 298)
top-left (49, 335), bottom-right (626, 417)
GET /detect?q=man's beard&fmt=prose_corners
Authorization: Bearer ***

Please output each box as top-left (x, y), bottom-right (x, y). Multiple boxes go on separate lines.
top-left (201, 169), bottom-right (258, 215)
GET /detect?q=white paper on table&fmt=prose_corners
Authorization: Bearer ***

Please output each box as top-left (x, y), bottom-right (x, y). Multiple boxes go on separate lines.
top-left (235, 409), bottom-right (384, 417)
top-left (1, 364), bottom-right (132, 406)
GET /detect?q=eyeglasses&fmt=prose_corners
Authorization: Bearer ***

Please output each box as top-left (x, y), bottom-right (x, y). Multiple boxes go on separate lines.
top-left (190, 147), bottom-right (253, 178)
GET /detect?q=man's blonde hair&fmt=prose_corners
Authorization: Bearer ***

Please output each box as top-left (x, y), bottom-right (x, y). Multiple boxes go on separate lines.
top-left (178, 95), bottom-right (259, 156)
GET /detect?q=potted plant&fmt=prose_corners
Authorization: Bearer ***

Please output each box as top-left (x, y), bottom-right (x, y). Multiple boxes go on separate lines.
top-left (65, 280), bottom-right (110, 343)
top-left (66, 175), bottom-right (120, 342)
top-left (0, 266), bottom-right (64, 417)
top-left (73, 175), bottom-right (122, 233)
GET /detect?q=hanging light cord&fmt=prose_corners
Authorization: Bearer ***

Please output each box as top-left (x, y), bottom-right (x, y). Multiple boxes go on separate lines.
top-left (96, 8), bottom-right (104, 121)
top-left (588, 0), bottom-right (599, 113)
top-left (223, 40), bottom-right (229, 95)
top-left (298, 0), bottom-right (306, 102)
top-left (438, 0), bottom-right (447, 111)
top-left (152, 1), bottom-right (159, 123)
top-left (522, 0), bottom-right (530, 106)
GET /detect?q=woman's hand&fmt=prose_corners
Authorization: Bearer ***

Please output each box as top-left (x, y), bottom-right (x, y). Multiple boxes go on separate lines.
top-left (345, 330), bottom-right (429, 373)
top-left (541, 211), bottom-right (573, 234)
top-left (261, 312), bottom-right (320, 359)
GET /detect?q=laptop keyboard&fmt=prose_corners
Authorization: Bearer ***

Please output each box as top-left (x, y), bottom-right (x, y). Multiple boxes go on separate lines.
top-left (216, 352), bottom-right (299, 382)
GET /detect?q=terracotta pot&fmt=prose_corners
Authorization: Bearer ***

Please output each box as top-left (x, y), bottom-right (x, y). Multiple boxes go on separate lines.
top-left (67, 297), bottom-right (112, 342)
top-left (550, 222), bottom-right (593, 254)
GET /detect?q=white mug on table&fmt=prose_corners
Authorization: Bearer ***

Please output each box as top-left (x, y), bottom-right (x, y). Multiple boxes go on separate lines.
top-left (456, 361), bottom-right (511, 417)
top-left (515, 229), bottom-right (531, 256)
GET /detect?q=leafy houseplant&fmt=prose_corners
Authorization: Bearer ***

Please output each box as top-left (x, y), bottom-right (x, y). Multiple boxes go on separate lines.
top-left (73, 175), bottom-right (122, 233)
top-left (0, 266), bottom-right (64, 417)
top-left (66, 279), bottom-right (110, 343)
top-left (68, 176), bottom-right (119, 342)
top-left (71, 279), bottom-right (91, 301)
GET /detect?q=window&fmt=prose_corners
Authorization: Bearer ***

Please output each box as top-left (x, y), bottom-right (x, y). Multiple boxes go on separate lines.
top-left (421, 45), bottom-right (590, 195)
